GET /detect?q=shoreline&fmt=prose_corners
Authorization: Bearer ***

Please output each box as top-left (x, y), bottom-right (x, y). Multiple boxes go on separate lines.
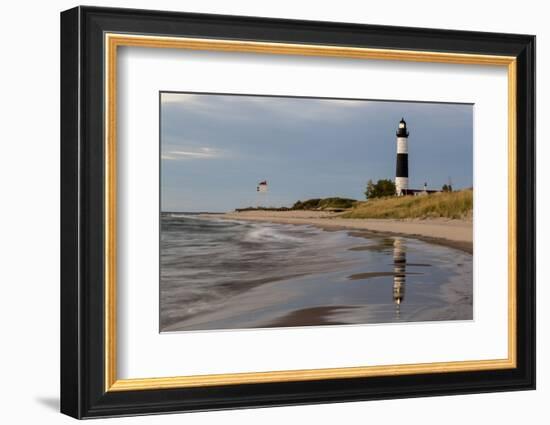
top-left (200, 211), bottom-right (473, 254)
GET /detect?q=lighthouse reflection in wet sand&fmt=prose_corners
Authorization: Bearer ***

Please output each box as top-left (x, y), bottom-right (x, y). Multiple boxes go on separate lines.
top-left (393, 238), bottom-right (406, 319)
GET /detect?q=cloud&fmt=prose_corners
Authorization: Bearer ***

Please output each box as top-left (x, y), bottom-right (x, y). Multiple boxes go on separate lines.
top-left (161, 92), bottom-right (203, 105)
top-left (162, 146), bottom-right (222, 160)
top-left (161, 92), bottom-right (372, 127)
top-left (237, 96), bottom-right (371, 122)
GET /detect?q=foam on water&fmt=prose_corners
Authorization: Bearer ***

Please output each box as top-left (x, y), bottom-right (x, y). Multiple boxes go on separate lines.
top-left (244, 225), bottom-right (303, 243)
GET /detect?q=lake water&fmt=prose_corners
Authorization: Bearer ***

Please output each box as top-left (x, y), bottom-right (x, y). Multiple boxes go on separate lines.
top-left (160, 214), bottom-right (473, 332)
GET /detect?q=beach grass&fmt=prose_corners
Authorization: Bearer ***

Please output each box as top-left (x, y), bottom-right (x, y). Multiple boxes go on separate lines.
top-left (342, 189), bottom-right (473, 220)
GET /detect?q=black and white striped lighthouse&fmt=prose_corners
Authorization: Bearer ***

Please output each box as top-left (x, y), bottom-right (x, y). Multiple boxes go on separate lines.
top-left (395, 118), bottom-right (409, 196)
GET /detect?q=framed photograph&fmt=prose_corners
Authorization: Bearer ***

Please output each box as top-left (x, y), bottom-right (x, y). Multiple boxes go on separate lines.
top-left (60, 6), bottom-right (535, 419)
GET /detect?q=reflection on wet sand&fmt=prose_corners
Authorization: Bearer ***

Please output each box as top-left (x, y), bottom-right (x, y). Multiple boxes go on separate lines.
top-left (393, 238), bottom-right (406, 319)
top-left (347, 238), bottom-right (410, 319)
top-left (346, 237), bottom-right (435, 320)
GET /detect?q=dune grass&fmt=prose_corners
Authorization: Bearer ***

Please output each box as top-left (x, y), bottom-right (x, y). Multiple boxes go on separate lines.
top-left (342, 189), bottom-right (473, 220)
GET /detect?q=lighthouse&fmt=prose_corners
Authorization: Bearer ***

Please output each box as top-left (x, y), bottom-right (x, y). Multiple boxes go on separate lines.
top-left (395, 118), bottom-right (409, 196)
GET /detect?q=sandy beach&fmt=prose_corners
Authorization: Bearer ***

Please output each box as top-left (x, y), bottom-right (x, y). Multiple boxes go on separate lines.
top-left (202, 210), bottom-right (473, 254)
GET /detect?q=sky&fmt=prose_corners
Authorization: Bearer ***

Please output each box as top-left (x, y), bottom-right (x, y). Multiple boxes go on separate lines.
top-left (160, 92), bottom-right (473, 212)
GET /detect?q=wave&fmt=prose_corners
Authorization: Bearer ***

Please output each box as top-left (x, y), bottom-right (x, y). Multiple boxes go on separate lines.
top-left (166, 213), bottom-right (204, 219)
top-left (244, 225), bottom-right (303, 243)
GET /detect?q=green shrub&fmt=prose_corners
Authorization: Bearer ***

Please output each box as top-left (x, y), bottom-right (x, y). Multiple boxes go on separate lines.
top-left (365, 179), bottom-right (396, 199)
top-left (292, 197), bottom-right (356, 210)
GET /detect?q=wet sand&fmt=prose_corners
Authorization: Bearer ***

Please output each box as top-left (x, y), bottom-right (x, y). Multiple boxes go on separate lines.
top-left (262, 306), bottom-right (354, 328)
top-left (348, 271), bottom-right (423, 280)
top-left (203, 210), bottom-right (473, 254)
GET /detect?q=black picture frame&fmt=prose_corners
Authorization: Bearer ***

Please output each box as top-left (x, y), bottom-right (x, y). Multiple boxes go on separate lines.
top-left (60, 5), bottom-right (535, 419)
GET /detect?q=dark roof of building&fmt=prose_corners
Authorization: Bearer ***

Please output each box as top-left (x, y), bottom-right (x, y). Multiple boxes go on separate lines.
top-left (401, 188), bottom-right (440, 195)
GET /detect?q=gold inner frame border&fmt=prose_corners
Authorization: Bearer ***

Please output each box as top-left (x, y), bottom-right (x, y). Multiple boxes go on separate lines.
top-left (104, 33), bottom-right (517, 392)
